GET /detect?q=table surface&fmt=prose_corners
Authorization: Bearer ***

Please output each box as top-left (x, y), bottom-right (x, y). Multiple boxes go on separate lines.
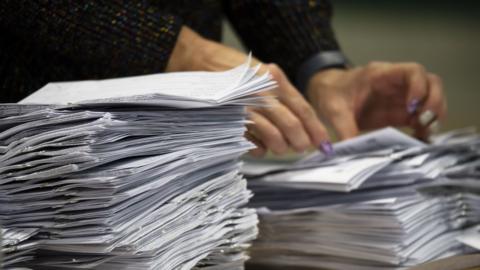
top-left (246, 253), bottom-right (480, 270)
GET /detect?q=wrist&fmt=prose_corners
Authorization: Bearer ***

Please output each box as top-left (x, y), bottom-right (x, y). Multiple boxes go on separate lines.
top-left (296, 51), bottom-right (349, 95)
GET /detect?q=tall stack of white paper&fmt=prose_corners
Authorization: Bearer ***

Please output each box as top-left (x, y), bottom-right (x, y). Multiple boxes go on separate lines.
top-left (245, 128), bottom-right (480, 269)
top-left (1, 227), bottom-right (38, 270)
top-left (0, 58), bottom-right (274, 269)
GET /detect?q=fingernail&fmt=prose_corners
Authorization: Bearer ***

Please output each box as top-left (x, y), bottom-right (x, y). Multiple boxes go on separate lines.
top-left (407, 99), bottom-right (420, 114)
top-left (429, 120), bottom-right (440, 134)
top-left (419, 110), bottom-right (436, 126)
top-left (319, 140), bottom-right (334, 156)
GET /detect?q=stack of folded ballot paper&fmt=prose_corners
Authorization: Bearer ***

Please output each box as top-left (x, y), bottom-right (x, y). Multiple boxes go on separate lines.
top-left (1, 227), bottom-right (38, 270)
top-left (0, 57), bottom-right (274, 269)
top-left (245, 127), bottom-right (480, 270)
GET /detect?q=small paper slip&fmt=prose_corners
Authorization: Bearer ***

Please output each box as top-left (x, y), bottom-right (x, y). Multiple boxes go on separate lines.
top-left (261, 156), bottom-right (392, 192)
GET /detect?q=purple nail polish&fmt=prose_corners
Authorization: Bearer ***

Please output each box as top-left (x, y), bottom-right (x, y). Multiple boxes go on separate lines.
top-left (320, 141), bottom-right (334, 156)
top-left (407, 99), bottom-right (420, 114)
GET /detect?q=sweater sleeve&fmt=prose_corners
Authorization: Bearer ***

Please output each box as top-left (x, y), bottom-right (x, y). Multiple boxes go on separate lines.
top-left (0, 0), bottom-right (183, 78)
top-left (223, 0), bottom-right (344, 82)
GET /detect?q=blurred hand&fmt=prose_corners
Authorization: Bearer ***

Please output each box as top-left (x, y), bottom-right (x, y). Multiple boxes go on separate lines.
top-left (246, 64), bottom-right (331, 157)
top-left (307, 62), bottom-right (447, 140)
top-left (167, 26), bottom-right (332, 156)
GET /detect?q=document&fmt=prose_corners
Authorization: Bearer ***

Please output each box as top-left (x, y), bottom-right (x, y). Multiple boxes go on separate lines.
top-left (457, 225), bottom-right (480, 250)
top-left (246, 128), bottom-right (427, 192)
top-left (245, 127), bottom-right (480, 270)
top-left (1, 228), bottom-right (39, 270)
top-left (19, 54), bottom-right (276, 108)
top-left (0, 58), bottom-right (267, 269)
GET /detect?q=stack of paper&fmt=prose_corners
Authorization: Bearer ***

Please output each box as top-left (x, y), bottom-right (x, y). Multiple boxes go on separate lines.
top-left (1, 227), bottom-right (38, 269)
top-left (421, 128), bottom-right (480, 253)
top-left (245, 128), bottom-right (480, 269)
top-left (0, 58), bottom-right (273, 269)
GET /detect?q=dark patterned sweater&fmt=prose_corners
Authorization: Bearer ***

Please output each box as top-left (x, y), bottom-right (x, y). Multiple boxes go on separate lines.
top-left (0, 0), bottom-right (341, 102)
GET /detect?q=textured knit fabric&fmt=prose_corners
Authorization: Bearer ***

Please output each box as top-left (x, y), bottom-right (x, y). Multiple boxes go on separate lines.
top-left (0, 0), bottom-right (341, 103)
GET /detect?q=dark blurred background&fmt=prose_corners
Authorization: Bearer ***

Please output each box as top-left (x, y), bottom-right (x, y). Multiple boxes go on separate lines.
top-left (223, 0), bottom-right (480, 133)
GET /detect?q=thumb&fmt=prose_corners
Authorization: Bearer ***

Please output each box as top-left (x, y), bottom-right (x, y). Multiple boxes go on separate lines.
top-left (325, 100), bottom-right (359, 140)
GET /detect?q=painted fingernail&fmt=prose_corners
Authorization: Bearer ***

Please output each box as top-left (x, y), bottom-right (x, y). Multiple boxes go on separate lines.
top-left (419, 110), bottom-right (436, 126)
top-left (429, 120), bottom-right (440, 134)
top-left (319, 140), bottom-right (334, 156)
top-left (407, 99), bottom-right (420, 114)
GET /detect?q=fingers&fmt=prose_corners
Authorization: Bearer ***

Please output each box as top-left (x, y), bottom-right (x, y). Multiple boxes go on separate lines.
top-left (244, 63), bottom-right (334, 156)
top-left (391, 63), bottom-right (445, 121)
top-left (412, 73), bottom-right (447, 139)
top-left (247, 110), bottom-right (289, 155)
top-left (244, 130), bottom-right (266, 157)
top-left (400, 63), bottom-right (429, 115)
top-left (372, 62), bottom-right (446, 139)
top-left (422, 73), bottom-right (447, 121)
top-left (279, 91), bottom-right (329, 147)
top-left (367, 62), bottom-right (428, 115)
top-left (256, 100), bottom-right (313, 152)
top-left (266, 64), bottom-right (330, 147)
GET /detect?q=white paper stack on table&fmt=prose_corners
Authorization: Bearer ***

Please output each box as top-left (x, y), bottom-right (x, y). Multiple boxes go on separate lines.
top-left (0, 57), bottom-right (274, 269)
top-left (244, 127), bottom-right (480, 270)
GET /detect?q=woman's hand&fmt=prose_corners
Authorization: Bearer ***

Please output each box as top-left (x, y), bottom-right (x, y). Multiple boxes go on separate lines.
top-left (307, 62), bottom-right (447, 140)
top-left (246, 64), bottom-right (331, 157)
top-left (167, 26), bottom-right (332, 157)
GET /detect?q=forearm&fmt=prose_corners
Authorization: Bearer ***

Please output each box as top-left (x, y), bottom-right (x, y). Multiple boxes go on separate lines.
top-left (166, 26), bottom-right (264, 73)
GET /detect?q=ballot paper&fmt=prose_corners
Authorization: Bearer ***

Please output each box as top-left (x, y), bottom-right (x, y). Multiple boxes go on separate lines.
top-left (0, 58), bottom-right (271, 269)
top-left (457, 225), bottom-right (480, 250)
top-left (246, 128), bottom-right (427, 192)
top-left (1, 227), bottom-right (38, 270)
top-left (19, 54), bottom-right (275, 108)
top-left (245, 127), bottom-right (480, 270)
